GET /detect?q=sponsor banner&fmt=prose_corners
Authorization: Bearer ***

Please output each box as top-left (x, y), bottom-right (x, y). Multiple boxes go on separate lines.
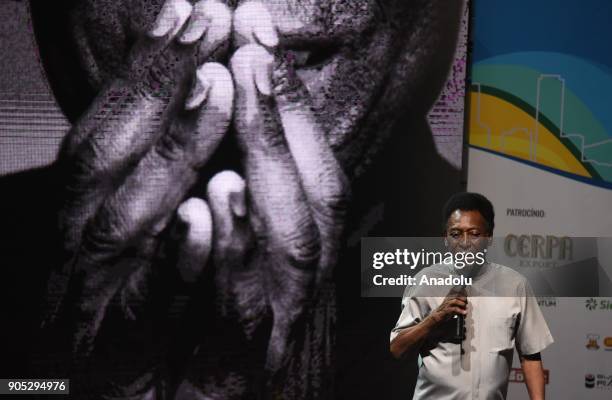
top-left (468, 1), bottom-right (612, 399)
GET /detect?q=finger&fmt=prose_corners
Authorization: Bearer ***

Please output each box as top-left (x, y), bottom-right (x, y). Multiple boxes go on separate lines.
top-left (57, 63), bottom-right (232, 352)
top-left (450, 304), bottom-right (466, 311)
top-left (207, 170), bottom-right (270, 338)
top-left (231, 44), bottom-right (321, 374)
top-left (179, 0), bottom-right (232, 61)
top-left (206, 170), bottom-right (274, 341)
top-left (230, 44), bottom-right (319, 269)
top-left (62, 197), bottom-right (213, 357)
top-left (271, 51), bottom-right (349, 276)
top-left (63, 3), bottom-right (196, 160)
top-left (63, 0), bottom-right (197, 159)
top-left (176, 198), bottom-right (213, 284)
top-left (448, 295), bottom-right (467, 303)
top-left (184, 61), bottom-right (234, 112)
top-left (59, 76), bottom-right (179, 249)
top-left (233, 1), bottom-right (279, 48)
top-left (53, 242), bottom-right (156, 357)
top-left (58, 60), bottom-right (221, 252)
top-left (448, 298), bottom-right (467, 307)
top-left (185, 63), bottom-right (235, 160)
top-left (82, 62), bottom-right (232, 262)
top-left (59, 22), bottom-right (203, 252)
top-left (451, 307), bottom-right (468, 316)
top-left (206, 170), bottom-right (248, 255)
top-left (149, 0), bottom-right (194, 38)
top-left (116, 200), bottom-right (211, 320)
top-left (185, 64), bottom-right (213, 110)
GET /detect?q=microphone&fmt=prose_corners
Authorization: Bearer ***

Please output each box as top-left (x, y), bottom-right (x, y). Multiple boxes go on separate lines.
top-left (451, 285), bottom-right (467, 343)
top-left (452, 314), bottom-right (465, 356)
top-left (453, 314), bottom-right (465, 342)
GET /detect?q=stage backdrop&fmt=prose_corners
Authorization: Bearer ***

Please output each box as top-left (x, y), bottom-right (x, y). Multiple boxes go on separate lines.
top-left (467, 0), bottom-right (612, 398)
top-left (0, 1), bottom-right (470, 399)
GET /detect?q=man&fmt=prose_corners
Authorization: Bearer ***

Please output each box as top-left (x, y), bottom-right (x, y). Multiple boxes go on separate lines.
top-left (389, 192), bottom-right (554, 400)
top-left (2, 0), bottom-right (464, 398)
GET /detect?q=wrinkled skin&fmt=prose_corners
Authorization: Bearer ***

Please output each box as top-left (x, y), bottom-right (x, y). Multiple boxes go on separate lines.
top-left (61, 0), bottom-right (463, 178)
top-left (33, 0), bottom-right (463, 398)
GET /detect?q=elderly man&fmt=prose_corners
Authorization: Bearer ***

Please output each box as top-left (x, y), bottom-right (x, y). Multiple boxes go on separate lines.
top-left (2, 0), bottom-right (464, 398)
top-left (390, 192), bottom-right (554, 400)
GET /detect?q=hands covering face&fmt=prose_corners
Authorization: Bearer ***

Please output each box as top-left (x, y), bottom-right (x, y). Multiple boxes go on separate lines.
top-left (44, 0), bottom-right (348, 397)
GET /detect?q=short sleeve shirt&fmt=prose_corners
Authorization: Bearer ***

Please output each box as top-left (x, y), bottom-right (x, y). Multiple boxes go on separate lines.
top-left (390, 262), bottom-right (554, 400)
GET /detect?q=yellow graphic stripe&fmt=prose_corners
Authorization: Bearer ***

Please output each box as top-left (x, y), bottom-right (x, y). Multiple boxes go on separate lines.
top-left (468, 91), bottom-right (591, 178)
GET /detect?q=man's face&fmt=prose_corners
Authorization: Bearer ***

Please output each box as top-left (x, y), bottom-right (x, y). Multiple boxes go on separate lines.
top-left (445, 209), bottom-right (491, 256)
top-left (63, 0), bottom-right (461, 174)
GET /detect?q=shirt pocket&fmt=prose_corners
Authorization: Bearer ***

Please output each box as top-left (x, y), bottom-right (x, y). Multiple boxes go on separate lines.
top-left (488, 316), bottom-right (516, 353)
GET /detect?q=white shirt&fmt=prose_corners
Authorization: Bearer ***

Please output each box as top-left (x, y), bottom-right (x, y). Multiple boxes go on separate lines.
top-left (390, 262), bottom-right (554, 400)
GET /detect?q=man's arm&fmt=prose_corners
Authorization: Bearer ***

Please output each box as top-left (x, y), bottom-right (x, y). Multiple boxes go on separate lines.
top-left (514, 278), bottom-right (553, 400)
top-left (390, 294), bottom-right (467, 359)
top-left (520, 353), bottom-right (545, 400)
top-left (390, 314), bottom-right (439, 359)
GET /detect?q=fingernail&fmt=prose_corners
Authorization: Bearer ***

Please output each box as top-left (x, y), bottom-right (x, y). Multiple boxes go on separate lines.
top-left (178, 198), bottom-right (208, 224)
top-left (229, 190), bottom-right (247, 218)
top-left (173, 0), bottom-right (194, 37)
top-left (233, 1), bottom-right (277, 47)
top-left (179, 20), bottom-right (208, 44)
top-left (150, 24), bottom-right (173, 38)
top-left (198, 21), bottom-right (231, 57)
top-left (150, 0), bottom-right (193, 38)
top-left (255, 23), bottom-right (279, 48)
top-left (185, 70), bottom-right (211, 110)
top-left (149, 0), bottom-right (193, 38)
top-left (255, 52), bottom-right (274, 96)
top-left (177, 198), bottom-right (212, 284)
top-left (149, 9), bottom-right (175, 38)
top-left (179, 1), bottom-right (212, 44)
